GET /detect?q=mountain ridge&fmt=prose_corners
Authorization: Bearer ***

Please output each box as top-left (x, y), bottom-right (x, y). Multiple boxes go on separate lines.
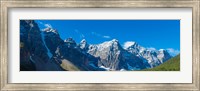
top-left (20, 20), bottom-right (175, 71)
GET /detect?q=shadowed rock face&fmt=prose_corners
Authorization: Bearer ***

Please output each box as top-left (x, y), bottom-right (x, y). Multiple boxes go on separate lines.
top-left (20, 20), bottom-right (63, 71)
top-left (42, 28), bottom-right (64, 56)
top-left (40, 27), bottom-right (65, 66)
top-left (157, 49), bottom-right (172, 63)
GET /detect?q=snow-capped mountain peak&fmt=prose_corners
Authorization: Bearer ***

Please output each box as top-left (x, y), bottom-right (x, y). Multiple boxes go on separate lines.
top-left (64, 38), bottom-right (77, 48)
top-left (43, 27), bottom-right (58, 34)
top-left (79, 39), bottom-right (89, 50)
top-left (96, 39), bottom-right (123, 52)
top-left (123, 41), bottom-right (138, 49)
top-left (80, 39), bottom-right (87, 43)
top-left (111, 39), bottom-right (118, 42)
top-left (159, 49), bottom-right (165, 51)
top-left (101, 39), bottom-right (118, 45)
top-left (127, 42), bottom-right (140, 49)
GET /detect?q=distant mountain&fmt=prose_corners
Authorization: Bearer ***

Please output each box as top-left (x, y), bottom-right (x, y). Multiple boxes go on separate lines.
top-left (125, 42), bottom-right (172, 68)
top-left (54, 37), bottom-right (105, 71)
top-left (79, 39), bottom-right (150, 70)
top-left (20, 20), bottom-right (174, 71)
top-left (142, 54), bottom-right (180, 71)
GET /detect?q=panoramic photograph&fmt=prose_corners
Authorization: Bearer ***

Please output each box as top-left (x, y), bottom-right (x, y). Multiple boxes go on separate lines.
top-left (20, 20), bottom-right (180, 71)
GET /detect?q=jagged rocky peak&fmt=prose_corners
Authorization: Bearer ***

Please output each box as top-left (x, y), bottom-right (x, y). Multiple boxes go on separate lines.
top-left (64, 37), bottom-right (76, 43)
top-left (20, 20), bottom-right (41, 34)
top-left (64, 37), bottom-right (77, 47)
top-left (24, 20), bottom-right (33, 25)
top-left (79, 39), bottom-right (89, 50)
top-left (110, 39), bottom-right (120, 44)
top-left (158, 49), bottom-right (166, 52)
top-left (111, 39), bottom-right (118, 42)
top-left (43, 27), bottom-right (59, 34)
top-left (126, 42), bottom-right (140, 49)
top-left (158, 49), bottom-right (171, 57)
top-left (87, 39), bottom-right (122, 59)
top-left (24, 20), bottom-right (34, 27)
top-left (86, 39), bottom-right (149, 70)
top-left (125, 41), bottom-right (145, 55)
top-left (157, 49), bottom-right (172, 63)
top-left (124, 41), bottom-right (172, 67)
top-left (81, 39), bottom-right (87, 43)
top-left (40, 25), bottom-right (64, 56)
top-left (99, 39), bottom-right (122, 49)
top-left (80, 39), bottom-right (87, 46)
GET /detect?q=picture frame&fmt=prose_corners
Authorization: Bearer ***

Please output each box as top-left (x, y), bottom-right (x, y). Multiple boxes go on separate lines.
top-left (0, 0), bottom-right (199, 90)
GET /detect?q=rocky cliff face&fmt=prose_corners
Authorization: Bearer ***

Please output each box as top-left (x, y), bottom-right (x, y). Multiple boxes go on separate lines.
top-left (20, 20), bottom-right (64, 71)
top-left (80, 39), bottom-right (150, 70)
top-left (54, 38), bottom-right (105, 71)
top-left (42, 27), bottom-right (64, 56)
top-left (126, 42), bottom-right (172, 68)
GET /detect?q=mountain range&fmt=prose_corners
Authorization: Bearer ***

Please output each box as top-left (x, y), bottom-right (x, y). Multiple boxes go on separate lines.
top-left (20, 20), bottom-right (173, 71)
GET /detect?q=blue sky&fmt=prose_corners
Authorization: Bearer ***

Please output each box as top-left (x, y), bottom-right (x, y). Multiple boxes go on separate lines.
top-left (35, 20), bottom-right (180, 56)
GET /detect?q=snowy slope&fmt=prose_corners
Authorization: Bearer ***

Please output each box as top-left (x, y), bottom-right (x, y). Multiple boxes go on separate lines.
top-left (41, 30), bottom-right (53, 59)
